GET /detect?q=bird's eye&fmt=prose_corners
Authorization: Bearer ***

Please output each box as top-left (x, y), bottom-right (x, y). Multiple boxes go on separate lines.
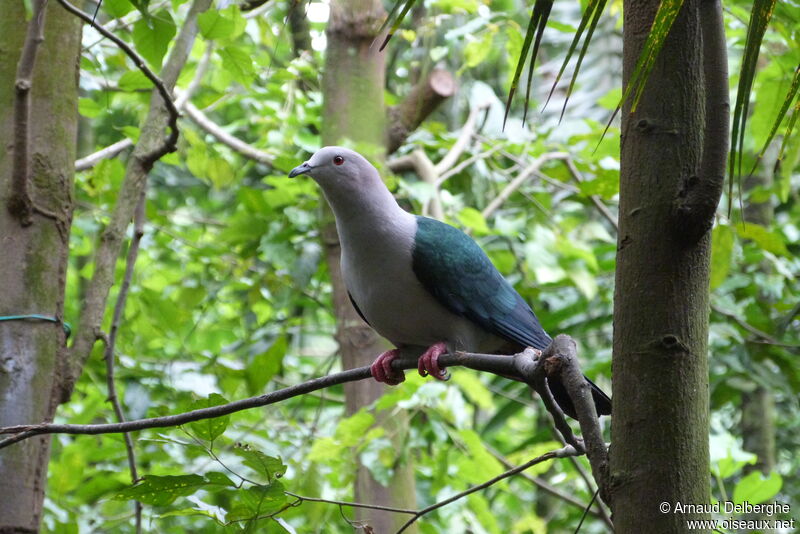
top-left (333, 155), bottom-right (344, 166)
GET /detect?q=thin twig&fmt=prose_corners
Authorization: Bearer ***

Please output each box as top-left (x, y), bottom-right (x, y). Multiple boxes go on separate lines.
top-left (75, 139), bottom-right (134, 171)
top-left (711, 304), bottom-right (800, 351)
top-left (103, 189), bottom-right (147, 534)
top-left (395, 447), bottom-right (579, 533)
top-left (486, 445), bottom-right (612, 526)
top-left (481, 152), bottom-right (570, 219)
top-left (56, 0), bottom-right (181, 160)
top-left (433, 103), bottom-right (490, 175)
top-left (9, 0), bottom-right (48, 225)
top-left (565, 158), bottom-right (619, 232)
top-left (182, 101), bottom-right (273, 165)
top-left (284, 492), bottom-right (417, 515)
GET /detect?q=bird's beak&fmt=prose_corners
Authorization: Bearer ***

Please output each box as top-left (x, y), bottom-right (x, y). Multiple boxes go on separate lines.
top-left (288, 162), bottom-right (313, 178)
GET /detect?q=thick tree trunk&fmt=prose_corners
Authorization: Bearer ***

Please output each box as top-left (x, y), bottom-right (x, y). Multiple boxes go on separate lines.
top-left (0, 3), bottom-right (81, 532)
top-left (320, 1), bottom-right (418, 532)
top-left (610, 0), bottom-right (728, 531)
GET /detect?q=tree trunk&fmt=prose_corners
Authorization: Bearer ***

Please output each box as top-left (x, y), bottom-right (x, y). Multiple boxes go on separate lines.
top-left (0, 3), bottom-right (81, 532)
top-left (320, 1), bottom-right (418, 532)
top-left (610, 0), bottom-right (728, 531)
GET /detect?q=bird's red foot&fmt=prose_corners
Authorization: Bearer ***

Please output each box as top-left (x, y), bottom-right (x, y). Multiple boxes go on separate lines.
top-left (371, 349), bottom-right (404, 385)
top-left (418, 342), bottom-right (449, 380)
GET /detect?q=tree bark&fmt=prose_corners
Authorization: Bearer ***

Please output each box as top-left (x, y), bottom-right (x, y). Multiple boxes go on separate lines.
top-left (321, 1), bottom-right (418, 531)
top-left (610, 0), bottom-right (727, 531)
top-left (0, 2), bottom-right (81, 531)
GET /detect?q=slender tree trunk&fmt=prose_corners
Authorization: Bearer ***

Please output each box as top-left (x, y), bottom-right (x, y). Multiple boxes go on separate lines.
top-left (610, 0), bottom-right (728, 531)
top-left (0, 3), bottom-right (81, 531)
top-left (320, 1), bottom-right (418, 532)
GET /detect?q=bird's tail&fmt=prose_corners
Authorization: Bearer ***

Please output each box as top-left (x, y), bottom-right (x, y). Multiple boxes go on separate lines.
top-left (546, 374), bottom-right (612, 420)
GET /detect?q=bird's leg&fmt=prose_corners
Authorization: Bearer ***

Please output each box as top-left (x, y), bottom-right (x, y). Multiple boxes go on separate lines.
top-left (371, 348), bottom-right (405, 385)
top-left (418, 342), bottom-right (449, 380)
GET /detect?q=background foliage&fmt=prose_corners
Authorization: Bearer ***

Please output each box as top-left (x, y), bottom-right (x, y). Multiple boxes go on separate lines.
top-left (45, 0), bottom-right (799, 531)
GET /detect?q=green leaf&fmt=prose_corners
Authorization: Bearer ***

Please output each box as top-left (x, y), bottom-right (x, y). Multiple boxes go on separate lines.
top-left (233, 445), bottom-right (286, 483)
top-left (464, 31), bottom-right (494, 69)
top-left (114, 474), bottom-right (207, 506)
top-left (207, 156), bottom-right (236, 188)
top-left (710, 224), bottom-right (734, 289)
top-left (218, 45), bottom-right (256, 86)
top-left (733, 471), bottom-right (782, 505)
top-left (602, 0), bottom-right (685, 140)
top-left (78, 98), bottom-right (102, 118)
top-left (198, 7), bottom-right (246, 41)
top-left (132, 10), bottom-right (177, 68)
top-left (450, 371), bottom-right (493, 410)
top-left (118, 70), bottom-right (153, 91)
top-left (736, 223), bottom-right (789, 256)
top-left (226, 482), bottom-right (286, 522)
top-left (245, 336), bottom-right (286, 395)
top-left (504, 0), bottom-right (554, 126)
top-left (188, 393), bottom-right (230, 441)
top-left (458, 207), bottom-right (490, 235)
top-left (729, 0), bottom-right (778, 206)
top-left (104, 0), bottom-right (135, 18)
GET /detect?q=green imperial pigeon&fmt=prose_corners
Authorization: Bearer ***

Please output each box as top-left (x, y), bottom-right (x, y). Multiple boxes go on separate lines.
top-left (289, 147), bottom-right (611, 419)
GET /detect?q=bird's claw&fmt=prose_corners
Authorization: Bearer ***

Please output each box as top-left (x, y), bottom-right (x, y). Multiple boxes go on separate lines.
top-left (371, 349), bottom-right (405, 385)
top-left (418, 342), bottom-right (449, 381)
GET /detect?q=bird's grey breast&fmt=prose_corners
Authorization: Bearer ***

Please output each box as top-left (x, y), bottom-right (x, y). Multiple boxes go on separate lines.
top-left (338, 215), bottom-right (499, 351)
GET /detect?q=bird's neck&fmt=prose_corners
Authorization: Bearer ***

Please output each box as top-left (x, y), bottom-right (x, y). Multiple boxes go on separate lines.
top-left (319, 178), bottom-right (414, 245)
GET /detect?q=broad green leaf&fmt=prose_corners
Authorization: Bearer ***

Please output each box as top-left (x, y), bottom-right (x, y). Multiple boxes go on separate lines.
top-left (458, 207), bottom-right (490, 235)
top-left (736, 223), bottom-right (789, 256)
top-left (207, 157), bottom-right (236, 188)
top-left (132, 10), bottom-right (177, 68)
top-left (78, 98), bottom-right (102, 118)
top-left (218, 45), bottom-right (256, 86)
top-left (198, 7), bottom-right (246, 41)
top-left (233, 446), bottom-right (286, 483)
top-left (245, 336), bottom-right (286, 395)
top-left (464, 31), bottom-right (494, 69)
top-left (118, 70), bottom-right (153, 91)
top-left (226, 482), bottom-right (286, 521)
top-left (188, 393), bottom-right (230, 441)
top-left (733, 471), bottom-right (782, 505)
top-left (104, 0), bottom-right (135, 17)
top-left (450, 371), bottom-right (493, 410)
top-left (710, 224), bottom-right (734, 289)
top-left (114, 474), bottom-right (207, 505)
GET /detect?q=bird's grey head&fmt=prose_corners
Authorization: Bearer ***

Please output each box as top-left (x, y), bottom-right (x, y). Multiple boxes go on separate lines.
top-left (288, 146), bottom-right (399, 221)
top-left (288, 146), bottom-right (374, 187)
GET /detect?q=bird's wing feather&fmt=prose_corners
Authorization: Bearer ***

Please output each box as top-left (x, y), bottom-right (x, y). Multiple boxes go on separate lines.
top-left (411, 216), bottom-right (551, 350)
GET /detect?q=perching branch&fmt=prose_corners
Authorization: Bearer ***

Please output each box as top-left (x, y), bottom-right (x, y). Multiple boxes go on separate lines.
top-left (1, 341), bottom-right (605, 449)
top-left (56, 0), bottom-right (181, 162)
top-left (674, 0), bottom-right (729, 242)
top-left (395, 446), bottom-right (580, 533)
top-left (103, 189), bottom-right (147, 534)
top-left (9, 0), bottom-right (48, 226)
